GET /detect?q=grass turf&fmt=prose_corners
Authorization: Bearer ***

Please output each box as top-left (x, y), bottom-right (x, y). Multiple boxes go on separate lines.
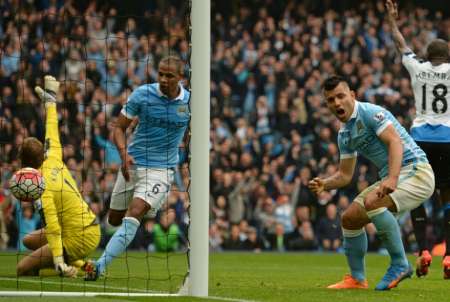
top-left (0, 251), bottom-right (449, 301)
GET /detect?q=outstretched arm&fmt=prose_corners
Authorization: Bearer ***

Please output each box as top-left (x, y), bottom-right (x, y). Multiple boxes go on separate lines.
top-left (35, 76), bottom-right (62, 161)
top-left (386, 0), bottom-right (410, 54)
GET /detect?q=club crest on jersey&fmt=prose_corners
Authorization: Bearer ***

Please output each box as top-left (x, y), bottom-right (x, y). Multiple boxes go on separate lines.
top-left (373, 111), bottom-right (385, 123)
top-left (177, 105), bottom-right (188, 116)
top-left (356, 120), bottom-right (364, 134)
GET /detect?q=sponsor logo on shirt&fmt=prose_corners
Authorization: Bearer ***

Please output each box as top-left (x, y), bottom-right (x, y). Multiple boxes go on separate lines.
top-left (373, 111), bottom-right (385, 123)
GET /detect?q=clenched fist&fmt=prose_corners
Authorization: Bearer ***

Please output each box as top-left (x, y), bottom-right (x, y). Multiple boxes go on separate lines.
top-left (308, 177), bottom-right (325, 195)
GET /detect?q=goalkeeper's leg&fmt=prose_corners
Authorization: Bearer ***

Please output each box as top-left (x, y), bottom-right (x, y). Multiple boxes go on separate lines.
top-left (16, 244), bottom-right (53, 276)
top-left (22, 228), bottom-right (47, 251)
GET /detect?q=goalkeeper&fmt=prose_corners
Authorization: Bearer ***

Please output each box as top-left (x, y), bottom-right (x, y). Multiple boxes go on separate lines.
top-left (16, 75), bottom-right (101, 277)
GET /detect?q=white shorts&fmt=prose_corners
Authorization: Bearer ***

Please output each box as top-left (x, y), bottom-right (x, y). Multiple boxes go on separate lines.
top-left (354, 162), bottom-right (435, 213)
top-left (110, 167), bottom-right (174, 214)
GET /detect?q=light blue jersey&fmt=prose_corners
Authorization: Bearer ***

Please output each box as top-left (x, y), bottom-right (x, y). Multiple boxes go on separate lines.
top-left (121, 83), bottom-right (190, 168)
top-left (338, 101), bottom-right (428, 178)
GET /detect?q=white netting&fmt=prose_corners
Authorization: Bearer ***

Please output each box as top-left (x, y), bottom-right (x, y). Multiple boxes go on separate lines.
top-left (0, 0), bottom-right (194, 296)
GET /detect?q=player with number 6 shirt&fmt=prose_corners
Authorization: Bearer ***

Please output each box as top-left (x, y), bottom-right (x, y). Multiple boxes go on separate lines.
top-left (386, 0), bottom-right (450, 279)
top-left (84, 55), bottom-right (190, 281)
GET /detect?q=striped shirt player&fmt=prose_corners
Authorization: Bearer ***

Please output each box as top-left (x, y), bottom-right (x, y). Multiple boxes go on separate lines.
top-left (386, 0), bottom-right (450, 278)
top-left (84, 55), bottom-right (190, 281)
top-left (403, 53), bottom-right (450, 143)
top-left (402, 52), bottom-right (450, 185)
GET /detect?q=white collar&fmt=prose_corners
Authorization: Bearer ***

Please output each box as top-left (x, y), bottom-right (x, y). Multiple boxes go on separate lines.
top-left (348, 100), bottom-right (359, 120)
top-left (157, 83), bottom-right (185, 100)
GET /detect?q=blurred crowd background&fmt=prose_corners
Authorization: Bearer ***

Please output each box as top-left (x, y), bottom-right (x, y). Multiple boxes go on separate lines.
top-left (1, 0), bottom-right (449, 255)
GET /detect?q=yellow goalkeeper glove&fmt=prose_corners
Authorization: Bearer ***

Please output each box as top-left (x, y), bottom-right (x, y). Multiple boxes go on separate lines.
top-left (53, 256), bottom-right (78, 278)
top-left (35, 75), bottom-right (60, 103)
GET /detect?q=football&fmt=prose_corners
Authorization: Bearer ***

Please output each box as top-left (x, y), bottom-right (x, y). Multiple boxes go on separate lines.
top-left (9, 167), bottom-right (46, 202)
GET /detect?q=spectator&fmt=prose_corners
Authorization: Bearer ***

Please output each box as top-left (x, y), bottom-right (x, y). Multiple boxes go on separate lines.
top-left (222, 224), bottom-right (244, 250)
top-left (0, 191), bottom-right (11, 250)
top-left (15, 202), bottom-right (40, 251)
top-left (316, 203), bottom-right (342, 251)
top-left (288, 221), bottom-right (318, 251)
top-left (152, 210), bottom-right (182, 253)
top-left (267, 223), bottom-right (288, 252)
top-left (242, 227), bottom-right (264, 252)
top-left (209, 223), bottom-right (223, 252)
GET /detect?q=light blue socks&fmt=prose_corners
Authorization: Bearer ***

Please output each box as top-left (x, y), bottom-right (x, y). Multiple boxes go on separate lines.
top-left (368, 208), bottom-right (408, 267)
top-left (97, 217), bottom-right (140, 274)
top-left (343, 228), bottom-right (367, 282)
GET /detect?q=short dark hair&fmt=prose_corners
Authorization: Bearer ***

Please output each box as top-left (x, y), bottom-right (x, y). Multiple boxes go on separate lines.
top-left (159, 55), bottom-right (184, 75)
top-left (19, 137), bottom-right (44, 168)
top-left (322, 75), bottom-right (348, 91)
top-left (426, 39), bottom-right (449, 61)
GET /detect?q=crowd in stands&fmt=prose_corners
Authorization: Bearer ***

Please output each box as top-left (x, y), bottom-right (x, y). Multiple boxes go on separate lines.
top-left (0, 0), bottom-right (449, 254)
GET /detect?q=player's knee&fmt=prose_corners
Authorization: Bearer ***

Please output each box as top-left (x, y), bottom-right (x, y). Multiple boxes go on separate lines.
top-left (341, 211), bottom-right (356, 229)
top-left (108, 209), bottom-right (126, 226)
top-left (108, 215), bottom-right (122, 227)
top-left (364, 201), bottom-right (377, 212)
top-left (16, 263), bottom-right (28, 276)
top-left (127, 198), bottom-right (150, 220)
top-left (22, 234), bottom-right (34, 250)
top-left (127, 207), bottom-right (146, 221)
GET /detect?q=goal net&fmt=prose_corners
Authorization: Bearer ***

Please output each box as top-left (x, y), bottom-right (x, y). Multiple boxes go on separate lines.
top-left (0, 0), bottom-right (209, 298)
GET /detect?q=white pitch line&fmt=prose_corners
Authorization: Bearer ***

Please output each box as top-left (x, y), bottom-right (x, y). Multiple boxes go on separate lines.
top-left (0, 277), bottom-right (258, 302)
top-left (206, 296), bottom-right (259, 302)
top-left (0, 291), bottom-right (179, 297)
top-left (0, 277), bottom-right (157, 293)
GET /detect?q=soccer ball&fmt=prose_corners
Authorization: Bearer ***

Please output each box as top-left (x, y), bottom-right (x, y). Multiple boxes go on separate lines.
top-left (9, 167), bottom-right (45, 202)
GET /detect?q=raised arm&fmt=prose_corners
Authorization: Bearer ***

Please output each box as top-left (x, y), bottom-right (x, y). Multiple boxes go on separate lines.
top-left (385, 0), bottom-right (410, 54)
top-left (35, 76), bottom-right (62, 161)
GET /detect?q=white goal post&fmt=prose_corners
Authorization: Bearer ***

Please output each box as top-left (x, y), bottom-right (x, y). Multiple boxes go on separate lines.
top-left (189, 0), bottom-right (211, 297)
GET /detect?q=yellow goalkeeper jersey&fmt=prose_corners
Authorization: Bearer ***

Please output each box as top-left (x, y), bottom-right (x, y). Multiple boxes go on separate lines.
top-left (37, 103), bottom-right (97, 258)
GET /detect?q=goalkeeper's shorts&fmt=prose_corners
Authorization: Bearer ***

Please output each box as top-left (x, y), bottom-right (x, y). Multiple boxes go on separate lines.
top-left (63, 223), bottom-right (101, 262)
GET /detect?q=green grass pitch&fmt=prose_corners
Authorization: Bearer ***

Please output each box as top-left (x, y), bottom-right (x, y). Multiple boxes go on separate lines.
top-left (0, 251), bottom-right (449, 301)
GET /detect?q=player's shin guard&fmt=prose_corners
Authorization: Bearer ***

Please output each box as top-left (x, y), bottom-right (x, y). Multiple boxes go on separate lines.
top-left (411, 204), bottom-right (428, 254)
top-left (368, 208), bottom-right (409, 268)
top-left (97, 217), bottom-right (140, 275)
top-left (342, 228), bottom-right (367, 282)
